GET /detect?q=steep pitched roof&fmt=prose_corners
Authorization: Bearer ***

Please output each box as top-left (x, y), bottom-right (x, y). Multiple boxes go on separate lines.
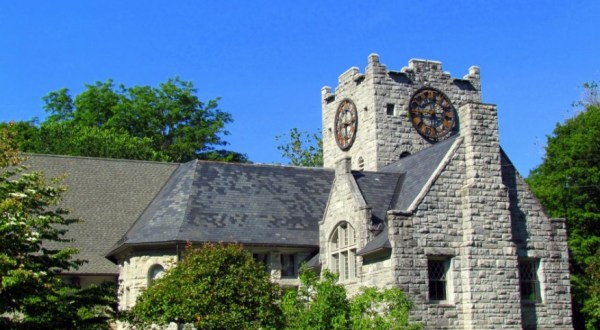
top-left (356, 136), bottom-right (459, 254)
top-left (24, 154), bottom-right (178, 274)
top-left (353, 171), bottom-right (403, 224)
top-left (110, 161), bottom-right (335, 256)
top-left (381, 135), bottom-right (459, 211)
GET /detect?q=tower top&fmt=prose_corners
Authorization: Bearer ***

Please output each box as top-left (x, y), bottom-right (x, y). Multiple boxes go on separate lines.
top-left (322, 55), bottom-right (482, 171)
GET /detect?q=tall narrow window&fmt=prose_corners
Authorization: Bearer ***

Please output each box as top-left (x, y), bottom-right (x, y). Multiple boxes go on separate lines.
top-left (330, 222), bottom-right (357, 281)
top-left (428, 258), bottom-right (450, 302)
top-left (519, 259), bottom-right (541, 303)
top-left (281, 254), bottom-right (297, 278)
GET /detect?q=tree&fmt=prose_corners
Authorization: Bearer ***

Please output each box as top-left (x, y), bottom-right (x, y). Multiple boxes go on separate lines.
top-left (127, 243), bottom-right (283, 330)
top-left (527, 82), bottom-right (600, 329)
top-left (282, 267), bottom-right (422, 330)
top-left (276, 128), bottom-right (323, 167)
top-left (350, 287), bottom-right (422, 330)
top-left (282, 268), bottom-right (350, 330)
top-left (4, 77), bottom-right (247, 162)
top-left (0, 126), bottom-right (116, 329)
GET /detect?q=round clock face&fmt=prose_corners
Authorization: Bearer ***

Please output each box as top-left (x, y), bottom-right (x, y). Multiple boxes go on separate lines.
top-left (334, 99), bottom-right (358, 150)
top-left (408, 88), bottom-right (456, 141)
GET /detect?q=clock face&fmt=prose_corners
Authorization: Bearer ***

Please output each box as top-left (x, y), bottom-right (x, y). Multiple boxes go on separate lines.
top-left (408, 88), bottom-right (456, 142)
top-left (334, 99), bottom-right (358, 150)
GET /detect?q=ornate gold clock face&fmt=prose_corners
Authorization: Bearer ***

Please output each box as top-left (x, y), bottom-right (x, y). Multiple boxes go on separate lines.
top-left (334, 99), bottom-right (358, 150)
top-left (408, 88), bottom-right (456, 142)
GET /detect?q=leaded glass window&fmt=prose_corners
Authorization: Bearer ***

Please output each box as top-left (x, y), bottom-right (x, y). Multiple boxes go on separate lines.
top-left (519, 259), bottom-right (541, 303)
top-left (428, 258), bottom-right (449, 301)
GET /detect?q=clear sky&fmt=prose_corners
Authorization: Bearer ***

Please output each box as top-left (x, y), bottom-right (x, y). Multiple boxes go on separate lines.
top-left (1, 1), bottom-right (599, 175)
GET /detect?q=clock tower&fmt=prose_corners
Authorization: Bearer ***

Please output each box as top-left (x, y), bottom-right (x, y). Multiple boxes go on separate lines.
top-left (322, 54), bottom-right (482, 171)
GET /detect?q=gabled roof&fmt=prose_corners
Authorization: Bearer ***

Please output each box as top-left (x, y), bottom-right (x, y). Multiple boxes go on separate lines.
top-left (24, 154), bottom-right (178, 275)
top-left (353, 172), bottom-right (403, 224)
top-left (110, 161), bottom-right (335, 256)
top-left (381, 135), bottom-right (459, 211)
top-left (356, 135), bottom-right (459, 253)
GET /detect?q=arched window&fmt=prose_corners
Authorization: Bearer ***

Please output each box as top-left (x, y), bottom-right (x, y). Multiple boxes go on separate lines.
top-left (147, 264), bottom-right (165, 287)
top-left (330, 222), bottom-right (357, 281)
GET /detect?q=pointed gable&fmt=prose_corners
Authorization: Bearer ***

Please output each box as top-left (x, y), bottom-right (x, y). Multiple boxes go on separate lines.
top-left (353, 171), bottom-right (403, 224)
top-left (381, 135), bottom-right (460, 211)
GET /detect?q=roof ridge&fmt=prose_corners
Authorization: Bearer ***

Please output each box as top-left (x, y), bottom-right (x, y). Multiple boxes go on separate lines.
top-left (177, 161), bottom-right (202, 241)
top-left (24, 153), bottom-right (177, 166)
top-left (197, 159), bottom-right (334, 172)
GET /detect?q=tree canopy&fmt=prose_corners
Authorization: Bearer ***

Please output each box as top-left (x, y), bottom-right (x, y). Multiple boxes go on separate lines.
top-left (527, 83), bottom-right (600, 329)
top-left (127, 243), bottom-right (283, 330)
top-left (276, 128), bottom-right (323, 167)
top-left (282, 267), bottom-right (422, 330)
top-left (3, 78), bottom-right (246, 163)
top-left (0, 126), bottom-right (116, 329)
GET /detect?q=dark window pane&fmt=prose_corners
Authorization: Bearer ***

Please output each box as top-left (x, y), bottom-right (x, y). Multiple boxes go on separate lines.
top-left (428, 259), bottom-right (447, 301)
top-left (519, 259), bottom-right (540, 302)
top-left (281, 254), bottom-right (296, 277)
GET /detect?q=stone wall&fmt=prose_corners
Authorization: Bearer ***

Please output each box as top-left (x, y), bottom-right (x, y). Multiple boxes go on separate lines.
top-left (322, 55), bottom-right (573, 329)
top-left (116, 247), bottom-right (315, 310)
top-left (117, 250), bottom-right (177, 310)
top-left (388, 138), bottom-right (465, 329)
top-left (455, 102), bottom-right (522, 329)
top-left (322, 54), bottom-right (481, 171)
top-left (501, 151), bottom-right (573, 329)
top-left (319, 157), bottom-right (394, 294)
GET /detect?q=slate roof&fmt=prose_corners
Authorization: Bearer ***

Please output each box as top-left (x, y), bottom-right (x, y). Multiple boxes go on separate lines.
top-left (24, 154), bottom-right (178, 274)
top-left (353, 171), bottom-right (403, 225)
top-left (356, 135), bottom-right (459, 254)
top-left (381, 135), bottom-right (458, 210)
top-left (110, 161), bottom-right (335, 256)
top-left (357, 227), bottom-right (391, 256)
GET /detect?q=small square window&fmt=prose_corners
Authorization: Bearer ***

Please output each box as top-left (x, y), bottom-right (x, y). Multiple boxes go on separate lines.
top-left (519, 259), bottom-right (541, 303)
top-left (428, 258), bottom-right (450, 301)
top-left (386, 103), bottom-right (395, 116)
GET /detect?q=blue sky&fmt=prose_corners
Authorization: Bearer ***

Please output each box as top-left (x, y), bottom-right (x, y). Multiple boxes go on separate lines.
top-left (1, 1), bottom-right (599, 175)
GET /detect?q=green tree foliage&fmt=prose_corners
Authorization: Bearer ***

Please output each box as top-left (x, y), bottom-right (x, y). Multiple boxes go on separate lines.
top-left (350, 287), bottom-right (422, 330)
top-left (276, 128), bottom-right (323, 167)
top-left (127, 243), bottom-right (283, 330)
top-left (282, 268), bottom-right (350, 330)
top-left (4, 77), bottom-right (246, 162)
top-left (527, 83), bottom-right (600, 329)
top-left (0, 127), bottom-right (116, 329)
top-left (282, 267), bottom-right (422, 330)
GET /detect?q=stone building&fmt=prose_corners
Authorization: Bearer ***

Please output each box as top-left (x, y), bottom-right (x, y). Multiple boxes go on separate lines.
top-left (27, 54), bottom-right (572, 329)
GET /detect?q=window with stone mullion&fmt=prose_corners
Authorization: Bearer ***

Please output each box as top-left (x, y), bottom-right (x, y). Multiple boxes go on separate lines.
top-left (330, 222), bottom-right (356, 280)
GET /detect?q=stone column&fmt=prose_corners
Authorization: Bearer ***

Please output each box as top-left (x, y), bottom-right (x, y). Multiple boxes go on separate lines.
top-left (458, 102), bottom-right (522, 329)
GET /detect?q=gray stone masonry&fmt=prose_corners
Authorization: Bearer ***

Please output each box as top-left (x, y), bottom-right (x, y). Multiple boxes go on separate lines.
top-left (322, 55), bottom-right (573, 329)
top-left (458, 102), bottom-right (522, 329)
top-left (322, 54), bottom-right (481, 171)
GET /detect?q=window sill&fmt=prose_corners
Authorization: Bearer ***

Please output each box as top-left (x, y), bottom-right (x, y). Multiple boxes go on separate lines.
top-left (521, 300), bottom-right (543, 306)
top-left (427, 301), bottom-right (455, 307)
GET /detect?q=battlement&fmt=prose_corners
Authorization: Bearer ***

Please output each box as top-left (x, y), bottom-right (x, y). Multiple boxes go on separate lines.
top-left (323, 54), bottom-right (481, 103)
top-left (322, 54), bottom-right (483, 171)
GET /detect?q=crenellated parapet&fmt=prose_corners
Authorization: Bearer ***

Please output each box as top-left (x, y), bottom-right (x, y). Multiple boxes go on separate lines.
top-left (322, 54), bottom-right (482, 171)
